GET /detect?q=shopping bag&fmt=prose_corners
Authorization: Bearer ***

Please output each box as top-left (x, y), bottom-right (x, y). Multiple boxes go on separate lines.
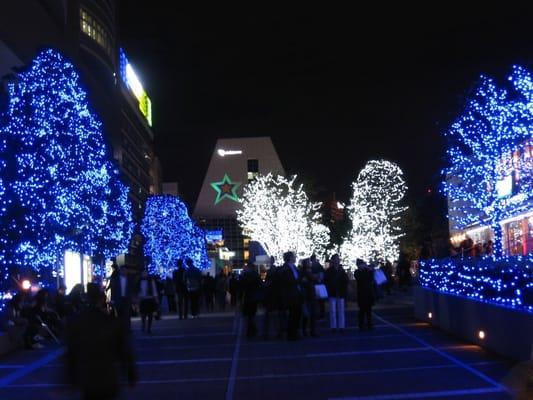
top-left (374, 269), bottom-right (387, 286)
top-left (314, 284), bottom-right (328, 299)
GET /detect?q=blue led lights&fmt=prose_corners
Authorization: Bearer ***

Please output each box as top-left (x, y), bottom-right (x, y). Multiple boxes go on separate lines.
top-left (419, 256), bottom-right (533, 312)
top-left (0, 49), bottom-right (133, 289)
top-left (141, 195), bottom-right (209, 276)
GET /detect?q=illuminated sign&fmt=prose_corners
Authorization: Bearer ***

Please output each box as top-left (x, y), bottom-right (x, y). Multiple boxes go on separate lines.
top-left (218, 247), bottom-right (235, 260)
top-left (119, 48), bottom-right (152, 126)
top-left (206, 229), bottom-right (224, 243)
top-left (496, 175), bottom-right (513, 198)
top-left (217, 149), bottom-right (243, 157)
top-left (211, 174), bottom-right (241, 204)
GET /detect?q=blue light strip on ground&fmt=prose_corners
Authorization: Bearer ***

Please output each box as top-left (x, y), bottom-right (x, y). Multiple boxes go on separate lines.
top-left (0, 348), bottom-right (64, 388)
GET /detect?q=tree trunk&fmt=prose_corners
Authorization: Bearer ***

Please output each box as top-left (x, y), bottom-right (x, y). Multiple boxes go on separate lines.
top-left (492, 222), bottom-right (503, 258)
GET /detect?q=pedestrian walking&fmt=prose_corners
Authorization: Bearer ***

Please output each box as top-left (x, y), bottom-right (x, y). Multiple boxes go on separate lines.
top-left (310, 254), bottom-right (326, 320)
top-left (138, 271), bottom-right (159, 334)
top-left (300, 258), bottom-right (318, 337)
top-left (324, 254), bottom-right (348, 333)
top-left (280, 251), bottom-right (303, 341)
top-left (397, 252), bottom-right (411, 290)
top-left (383, 260), bottom-right (393, 295)
top-left (202, 272), bottom-right (215, 312)
top-left (354, 259), bottom-right (376, 330)
top-left (185, 258), bottom-right (202, 318)
top-left (215, 270), bottom-right (228, 311)
top-left (240, 263), bottom-right (263, 338)
top-left (106, 261), bottom-right (120, 317)
top-left (66, 283), bottom-right (137, 400)
top-left (173, 260), bottom-right (189, 319)
top-left (261, 263), bottom-right (280, 339)
top-left (165, 277), bottom-right (177, 313)
top-left (228, 272), bottom-right (240, 308)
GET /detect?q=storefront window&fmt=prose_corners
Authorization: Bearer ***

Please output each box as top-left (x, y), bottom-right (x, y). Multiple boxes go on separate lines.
top-left (527, 217), bottom-right (533, 254)
top-left (505, 220), bottom-right (524, 256)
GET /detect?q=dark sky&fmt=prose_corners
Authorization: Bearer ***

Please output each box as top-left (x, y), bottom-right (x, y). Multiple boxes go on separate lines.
top-left (117, 4), bottom-right (533, 206)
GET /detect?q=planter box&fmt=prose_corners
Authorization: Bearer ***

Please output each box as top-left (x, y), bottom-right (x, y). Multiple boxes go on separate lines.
top-left (414, 286), bottom-right (533, 361)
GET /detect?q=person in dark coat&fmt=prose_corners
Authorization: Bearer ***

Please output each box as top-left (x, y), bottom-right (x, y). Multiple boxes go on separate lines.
top-left (354, 259), bottom-right (376, 330)
top-left (202, 272), bottom-right (216, 312)
top-left (185, 258), bottom-right (202, 318)
top-left (30, 289), bottom-right (61, 338)
top-left (2, 293), bottom-right (40, 349)
top-left (310, 254), bottom-right (326, 319)
top-left (173, 260), bottom-right (189, 319)
top-left (279, 251), bottom-right (303, 341)
top-left (215, 270), bottom-right (228, 311)
top-left (324, 254), bottom-right (349, 333)
top-left (164, 277), bottom-right (177, 313)
top-left (240, 263), bottom-right (263, 338)
top-left (397, 252), bottom-right (411, 290)
top-left (228, 272), bottom-right (240, 308)
top-left (106, 262), bottom-right (120, 315)
top-left (52, 284), bottom-right (71, 319)
top-left (383, 261), bottom-right (394, 295)
top-left (137, 271), bottom-right (159, 334)
top-left (66, 283), bottom-right (137, 400)
top-left (300, 258), bottom-right (318, 337)
top-left (261, 263), bottom-right (279, 339)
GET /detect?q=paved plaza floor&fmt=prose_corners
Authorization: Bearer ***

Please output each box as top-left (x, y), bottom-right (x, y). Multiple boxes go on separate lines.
top-left (0, 296), bottom-right (528, 399)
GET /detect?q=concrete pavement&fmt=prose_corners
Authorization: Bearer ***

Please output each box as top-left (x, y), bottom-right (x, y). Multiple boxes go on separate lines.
top-left (0, 296), bottom-right (526, 399)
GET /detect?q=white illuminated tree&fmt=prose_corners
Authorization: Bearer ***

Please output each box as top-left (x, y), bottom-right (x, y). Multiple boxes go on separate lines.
top-left (237, 174), bottom-right (330, 264)
top-left (341, 160), bottom-right (407, 266)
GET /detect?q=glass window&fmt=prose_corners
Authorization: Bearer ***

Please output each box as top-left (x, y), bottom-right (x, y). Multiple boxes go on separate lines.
top-left (247, 159), bottom-right (259, 173)
top-left (505, 220), bottom-right (523, 256)
top-left (80, 8), bottom-right (111, 56)
top-left (247, 159), bottom-right (259, 182)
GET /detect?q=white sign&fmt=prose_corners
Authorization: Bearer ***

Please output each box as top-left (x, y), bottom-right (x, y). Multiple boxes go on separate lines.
top-left (217, 149), bottom-right (242, 157)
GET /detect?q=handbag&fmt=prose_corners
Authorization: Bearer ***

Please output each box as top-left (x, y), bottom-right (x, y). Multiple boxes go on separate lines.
top-left (374, 269), bottom-right (387, 286)
top-left (314, 284), bottom-right (328, 299)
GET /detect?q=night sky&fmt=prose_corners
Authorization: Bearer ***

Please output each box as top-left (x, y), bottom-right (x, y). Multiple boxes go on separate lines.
top-left (117, 4), bottom-right (533, 207)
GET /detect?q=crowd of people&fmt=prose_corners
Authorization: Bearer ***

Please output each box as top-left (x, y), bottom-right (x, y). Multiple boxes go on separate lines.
top-left (450, 237), bottom-right (494, 257)
top-left (236, 251), bottom-right (410, 341)
top-left (1, 252), bottom-right (413, 349)
top-left (0, 253), bottom-right (412, 398)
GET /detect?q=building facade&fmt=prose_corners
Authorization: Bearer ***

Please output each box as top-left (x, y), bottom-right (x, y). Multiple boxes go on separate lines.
top-left (194, 137), bottom-right (285, 268)
top-left (447, 143), bottom-right (533, 256)
top-left (0, 0), bottom-right (161, 222)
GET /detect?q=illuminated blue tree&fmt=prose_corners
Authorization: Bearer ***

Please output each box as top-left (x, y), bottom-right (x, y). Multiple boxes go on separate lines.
top-left (444, 71), bottom-right (533, 256)
top-left (188, 225), bottom-right (211, 270)
top-left (141, 195), bottom-right (209, 276)
top-left (0, 49), bottom-right (133, 283)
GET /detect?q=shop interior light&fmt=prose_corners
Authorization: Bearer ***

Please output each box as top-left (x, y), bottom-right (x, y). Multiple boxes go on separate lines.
top-left (478, 330), bottom-right (486, 340)
top-left (428, 312), bottom-right (433, 319)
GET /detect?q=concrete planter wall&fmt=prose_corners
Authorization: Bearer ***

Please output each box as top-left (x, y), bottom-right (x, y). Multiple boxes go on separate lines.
top-left (414, 286), bottom-right (533, 361)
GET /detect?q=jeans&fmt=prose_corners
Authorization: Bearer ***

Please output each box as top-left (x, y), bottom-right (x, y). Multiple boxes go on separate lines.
top-left (329, 297), bottom-right (345, 329)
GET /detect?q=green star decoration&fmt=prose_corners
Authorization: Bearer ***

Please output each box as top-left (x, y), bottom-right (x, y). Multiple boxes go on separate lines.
top-left (211, 174), bottom-right (241, 205)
